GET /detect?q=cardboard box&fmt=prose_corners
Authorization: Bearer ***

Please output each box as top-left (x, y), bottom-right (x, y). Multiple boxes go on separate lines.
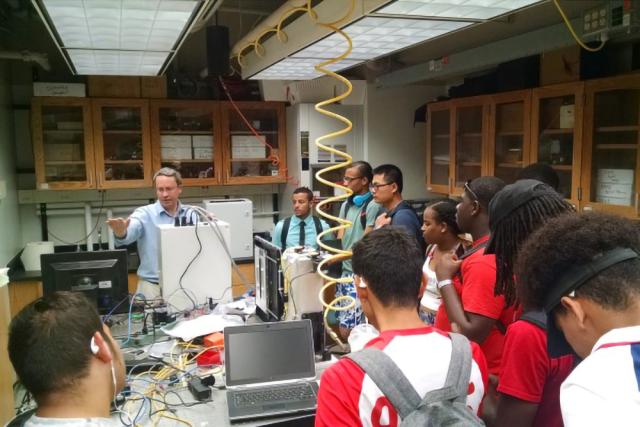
top-left (161, 135), bottom-right (192, 148)
top-left (540, 46), bottom-right (580, 86)
top-left (192, 135), bottom-right (212, 148)
top-left (44, 143), bottom-right (83, 161)
top-left (193, 147), bottom-right (213, 160)
top-left (141, 76), bottom-right (167, 98)
top-left (88, 76), bottom-right (140, 98)
top-left (161, 147), bottom-right (192, 160)
top-left (34, 82), bottom-right (86, 97)
top-left (231, 135), bottom-right (266, 159)
top-left (597, 168), bottom-right (634, 185)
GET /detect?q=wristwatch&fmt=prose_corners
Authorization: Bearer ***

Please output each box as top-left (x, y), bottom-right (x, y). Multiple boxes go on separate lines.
top-left (437, 279), bottom-right (453, 289)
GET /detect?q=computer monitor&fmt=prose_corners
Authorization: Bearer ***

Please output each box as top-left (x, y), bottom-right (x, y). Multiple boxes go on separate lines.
top-left (41, 249), bottom-right (129, 315)
top-left (254, 236), bottom-right (284, 322)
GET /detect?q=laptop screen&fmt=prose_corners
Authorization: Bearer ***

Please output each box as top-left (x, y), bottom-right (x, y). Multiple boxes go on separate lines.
top-left (224, 320), bottom-right (316, 387)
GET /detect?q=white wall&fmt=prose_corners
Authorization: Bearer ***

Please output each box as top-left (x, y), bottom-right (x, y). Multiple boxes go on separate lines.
top-left (364, 84), bottom-right (446, 199)
top-left (0, 62), bottom-right (21, 265)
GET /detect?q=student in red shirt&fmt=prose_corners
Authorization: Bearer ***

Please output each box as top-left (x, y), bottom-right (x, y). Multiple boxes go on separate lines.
top-left (315, 227), bottom-right (488, 426)
top-left (483, 179), bottom-right (575, 427)
top-left (434, 176), bottom-right (511, 376)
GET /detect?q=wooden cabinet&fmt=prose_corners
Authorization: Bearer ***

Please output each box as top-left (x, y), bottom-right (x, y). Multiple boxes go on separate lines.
top-left (581, 74), bottom-right (640, 217)
top-left (32, 97), bottom-right (95, 189)
top-left (452, 97), bottom-right (489, 195)
top-left (488, 91), bottom-right (531, 185)
top-left (92, 99), bottom-right (152, 188)
top-left (221, 101), bottom-right (287, 184)
top-left (531, 82), bottom-right (584, 204)
top-left (32, 98), bottom-right (287, 189)
top-left (150, 100), bottom-right (223, 186)
top-left (426, 102), bottom-right (452, 194)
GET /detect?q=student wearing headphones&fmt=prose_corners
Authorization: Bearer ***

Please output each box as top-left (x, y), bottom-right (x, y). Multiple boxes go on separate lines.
top-left (8, 292), bottom-right (126, 426)
top-left (335, 161), bottom-right (381, 338)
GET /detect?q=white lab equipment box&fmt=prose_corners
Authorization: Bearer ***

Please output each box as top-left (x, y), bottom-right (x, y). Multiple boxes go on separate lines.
top-left (159, 221), bottom-right (232, 312)
top-left (203, 198), bottom-right (253, 260)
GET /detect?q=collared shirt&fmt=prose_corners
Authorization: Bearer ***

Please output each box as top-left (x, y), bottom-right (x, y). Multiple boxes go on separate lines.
top-left (271, 215), bottom-right (331, 250)
top-left (560, 325), bottom-right (640, 426)
top-left (115, 200), bottom-right (195, 283)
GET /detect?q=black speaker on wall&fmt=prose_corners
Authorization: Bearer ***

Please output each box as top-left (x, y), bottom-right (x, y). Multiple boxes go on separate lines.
top-left (207, 25), bottom-right (230, 76)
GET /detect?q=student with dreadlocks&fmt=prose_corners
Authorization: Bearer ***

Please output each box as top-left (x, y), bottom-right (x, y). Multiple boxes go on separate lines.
top-left (482, 179), bottom-right (575, 427)
top-left (419, 199), bottom-right (465, 325)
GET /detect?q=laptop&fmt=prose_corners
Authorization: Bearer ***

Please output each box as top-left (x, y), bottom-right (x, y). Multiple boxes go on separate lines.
top-left (224, 320), bottom-right (319, 422)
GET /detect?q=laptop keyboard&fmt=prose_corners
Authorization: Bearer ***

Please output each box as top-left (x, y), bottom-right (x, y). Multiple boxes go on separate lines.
top-left (233, 383), bottom-right (315, 408)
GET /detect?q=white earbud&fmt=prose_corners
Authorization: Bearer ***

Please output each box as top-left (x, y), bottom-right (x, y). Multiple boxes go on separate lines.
top-left (90, 336), bottom-right (99, 355)
top-left (358, 277), bottom-right (368, 289)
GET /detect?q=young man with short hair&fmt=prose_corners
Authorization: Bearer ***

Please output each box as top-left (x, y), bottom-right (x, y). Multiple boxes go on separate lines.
top-left (106, 167), bottom-right (196, 299)
top-left (371, 164), bottom-right (424, 252)
top-left (316, 227), bottom-right (487, 426)
top-left (336, 161), bottom-right (380, 338)
top-left (8, 291), bottom-right (126, 426)
top-left (434, 176), bottom-right (515, 376)
top-left (272, 187), bottom-right (331, 250)
top-left (516, 212), bottom-right (640, 426)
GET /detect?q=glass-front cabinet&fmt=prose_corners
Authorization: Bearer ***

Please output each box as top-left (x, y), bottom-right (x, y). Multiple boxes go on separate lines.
top-left (32, 97), bottom-right (95, 189)
top-left (531, 83), bottom-right (584, 203)
top-left (426, 103), bottom-right (452, 194)
top-left (581, 74), bottom-right (640, 217)
top-left (92, 99), bottom-right (152, 188)
top-left (221, 102), bottom-right (287, 184)
top-left (150, 100), bottom-right (222, 186)
top-left (488, 91), bottom-right (531, 185)
top-left (452, 97), bottom-right (488, 195)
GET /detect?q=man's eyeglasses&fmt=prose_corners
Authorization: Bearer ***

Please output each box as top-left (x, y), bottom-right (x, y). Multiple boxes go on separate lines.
top-left (343, 176), bottom-right (363, 183)
top-left (464, 179), bottom-right (479, 202)
top-left (370, 182), bottom-right (393, 191)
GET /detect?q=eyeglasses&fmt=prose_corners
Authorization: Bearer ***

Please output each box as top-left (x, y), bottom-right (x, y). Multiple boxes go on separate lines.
top-left (370, 182), bottom-right (393, 191)
top-left (464, 179), bottom-right (479, 202)
top-left (343, 175), bottom-right (363, 183)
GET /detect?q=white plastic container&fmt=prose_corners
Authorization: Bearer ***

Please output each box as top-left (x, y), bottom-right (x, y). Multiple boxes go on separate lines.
top-left (21, 241), bottom-right (54, 271)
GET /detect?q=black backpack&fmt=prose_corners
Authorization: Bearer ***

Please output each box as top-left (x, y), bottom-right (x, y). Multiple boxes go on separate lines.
top-left (280, 216), bottom-right (323, 249)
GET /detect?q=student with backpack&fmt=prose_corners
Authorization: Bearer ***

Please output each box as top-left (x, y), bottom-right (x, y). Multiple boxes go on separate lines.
top-left (371, 164), bottom-right (425, 253)
top-left (515, 212), bottom-right (640, 426)
top-left (272, 187), bottom-right (331, 250)
top-left (335, 161), bottom-right (381, 339)
top-left (315, 227), bottom-right (487, 426)
top-left (482, 180), bottom-right (575, 427)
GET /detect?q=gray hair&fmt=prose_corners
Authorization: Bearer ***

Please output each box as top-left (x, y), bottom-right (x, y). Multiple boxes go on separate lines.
top-left (153, 167), bottom-right (182, 186)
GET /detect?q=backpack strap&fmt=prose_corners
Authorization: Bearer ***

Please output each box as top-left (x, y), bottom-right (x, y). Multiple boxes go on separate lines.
top-left (359, 197), bottom-right (373, 229)
top-left (312, 216), bottom-right (323, 236)
top-left (281, 217), bottom-right (292, 249)
top-left (346, 347), bottom-right (422, 419)
top-left (421, 332), bottom-right (473, 405)
top-left (520, 310), bottom-right (547, 330)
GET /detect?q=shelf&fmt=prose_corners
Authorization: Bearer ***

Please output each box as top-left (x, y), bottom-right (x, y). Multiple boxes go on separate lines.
top-left (230, 131), bottom-right (278, 135)
top-left (102, 130), bottom-right (142, 134)
top-left (540, 128), bottom-right (573, 135)
top-left (43, 129), bottom-right (84, 134)
top-left (496, 131), bottom-right (523, 136)
top-left (45, 161), bottom-right (85, 165)
top-left (551, 164), bottom-right (573, 171)
top-left (497, 162), bottom-right (523, 168)
top-left (595, 144), bottom-right (638, 150)
top-left (432, 160), bottom-right (450, 166)
top-left (458, 132), bottom-right (482, 138)
top-left (595, 125), bottom-right (640, 132)
top-left (160, 131), bottom-right (212, 135)
top-left (460, 162), bottom-right (481, 167)
top-left (162, 159), bottom-right (212, 163)
top-left (104, 160), bottom-right (143, 164)
top-left (231, 158), bottom-right (272, 162)
top-left (432, 134), bottom-right (450, 139)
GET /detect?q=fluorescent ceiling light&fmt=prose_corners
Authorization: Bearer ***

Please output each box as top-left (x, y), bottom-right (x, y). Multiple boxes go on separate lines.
top-left (33, 0), bottom-right (210, 76)
top-left (251, 16), bottom-right (470, 80)
top-left (376, 0), bottom-right (543, 20)
top-left (252, 57), bottom-right (362, 80)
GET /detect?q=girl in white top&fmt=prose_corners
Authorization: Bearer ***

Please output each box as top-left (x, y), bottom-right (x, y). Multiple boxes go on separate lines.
top-left (419, 199), bottom-right (464, 325)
